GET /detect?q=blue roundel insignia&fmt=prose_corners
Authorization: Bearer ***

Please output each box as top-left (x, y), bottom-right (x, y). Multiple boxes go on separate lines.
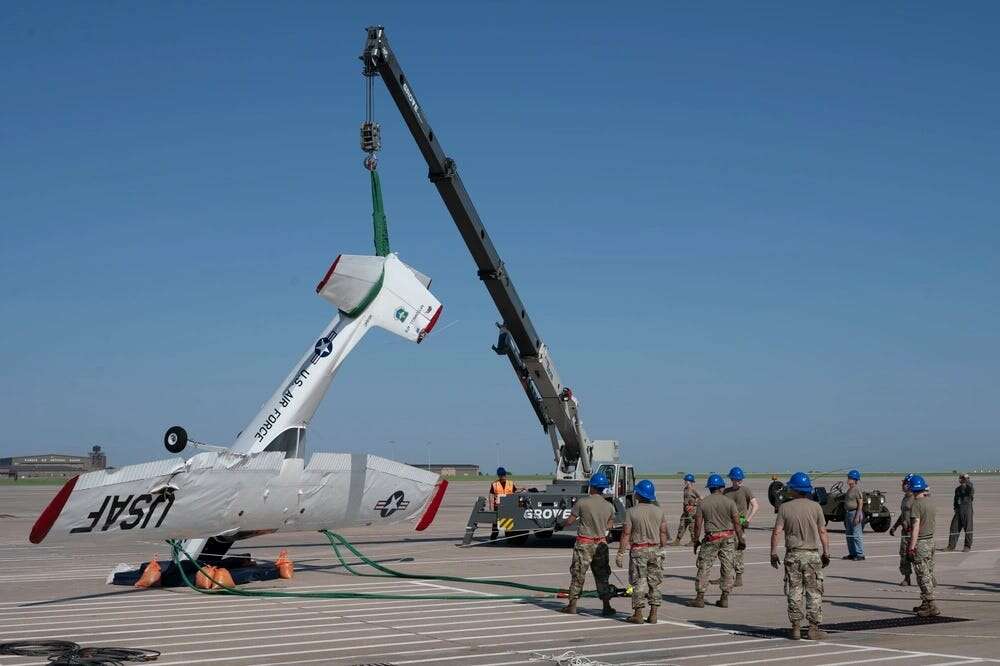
top-left (314, 337), bottom-right (334, 358)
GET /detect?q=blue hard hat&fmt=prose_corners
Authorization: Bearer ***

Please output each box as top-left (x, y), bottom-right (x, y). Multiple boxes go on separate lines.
top-left (848, 469), bottom-right (861, 481)
top-left (589, 472), bottom-right (610, 489)
top-left (635, 479), bottom-right (656, 501)
top-left (706, 473), bottom-right (726, 490)
top-left (908, 474), bottom-right (928, 493)
top-left (787, 472), bottom-right (813, 494)
top-left (497, 467), bottom-right (507, 477)
top-left (683, 473), bottom-right (695, 483)
top-left (728, 466), bottom-right (745, 481)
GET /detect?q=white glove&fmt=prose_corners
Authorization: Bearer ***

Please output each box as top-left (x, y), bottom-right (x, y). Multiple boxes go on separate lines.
top-left (615, 551), bottom-right (625, 568)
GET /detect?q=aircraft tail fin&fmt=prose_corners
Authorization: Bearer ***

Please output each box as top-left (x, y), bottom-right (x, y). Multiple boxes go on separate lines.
top-left (316, 253), bottom-right (442, 343)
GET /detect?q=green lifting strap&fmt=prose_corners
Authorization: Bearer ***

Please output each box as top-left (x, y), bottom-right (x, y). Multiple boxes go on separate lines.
top-left (370, 168), bottom-right (390, 257)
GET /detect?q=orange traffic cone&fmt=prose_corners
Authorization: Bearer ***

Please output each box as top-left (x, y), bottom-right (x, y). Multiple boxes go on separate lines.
top-left (275, 549), bottom-right (294, 579)
top-left (134, 557), bottom-right (162, 588)
top-left (195, 565), bottom-right (219, 590)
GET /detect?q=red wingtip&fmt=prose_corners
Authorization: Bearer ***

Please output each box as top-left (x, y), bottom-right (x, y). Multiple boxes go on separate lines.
top-left (30, 475), bottom-right (79, 544)
top-left (417, 305), bottom-right (443, 344)
top-left (415, 478), bottom-right (448, 531)
top-left (315, 255), bottom-right (342, 293)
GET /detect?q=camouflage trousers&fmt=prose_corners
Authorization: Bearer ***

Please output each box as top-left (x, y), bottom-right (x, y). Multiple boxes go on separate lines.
top-left (568, 541), bottom-right (612, 602)
top-left (696, 536), bottom-right (735, 594)
top-left (676, 514), bottom-right (695, 542)
top-left (912, 538), bottom-right (936, 603)
top-left (783, 549), bottom-right (823, 625)
top-left (898, 534), bottom-right (912, 577)
top-left (629, 547), bottom-right (663, 610)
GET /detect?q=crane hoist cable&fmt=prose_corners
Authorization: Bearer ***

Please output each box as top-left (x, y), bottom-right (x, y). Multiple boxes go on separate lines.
top-left (362, 69), bottom-right (390, 257)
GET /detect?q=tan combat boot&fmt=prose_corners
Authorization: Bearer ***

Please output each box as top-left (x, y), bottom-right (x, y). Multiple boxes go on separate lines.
top-left (734, 574), bottom-right (743, 587)
top-left (626, 609), bottom-right (645, 624)
top-left (808, 624), bottom-right (827, 640)
top-left (646, 607), bottom-right (658, 624)
top-left (559, 599), bottom-right (577, 614)
top-left (671, 538), bottom-right (681, 546)
top-left (601, 599), bottom-right (617, 617)
top-left (686, 593), bottom-right (705, 608)
top-left (917, 603), bottom-right (941, 618)
top-left (790, 622), bottom-right (801, 640)
top-left (913, 601), bottom-right (929, 613)
top-left (715, 591), bottom-right (729, 608)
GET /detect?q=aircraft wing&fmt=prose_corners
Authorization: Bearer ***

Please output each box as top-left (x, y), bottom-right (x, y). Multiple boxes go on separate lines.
top-left (31, 452), bottom-right (447, 544)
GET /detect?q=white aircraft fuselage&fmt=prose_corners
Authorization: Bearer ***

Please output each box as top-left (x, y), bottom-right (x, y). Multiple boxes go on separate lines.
top-left (30, 253), bottom-right (448, 545)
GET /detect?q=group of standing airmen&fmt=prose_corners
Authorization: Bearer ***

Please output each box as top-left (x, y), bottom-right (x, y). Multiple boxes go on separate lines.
top-left (545, 467), bottom-right (964, 639)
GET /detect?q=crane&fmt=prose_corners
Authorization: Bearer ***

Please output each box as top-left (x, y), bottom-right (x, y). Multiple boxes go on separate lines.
top-left (361, 26), bottom-right (634, 544)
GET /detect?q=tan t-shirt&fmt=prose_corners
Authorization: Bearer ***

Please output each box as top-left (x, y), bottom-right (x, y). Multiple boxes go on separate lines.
top-left (723, 485), bottom-right (755, 515)
top-left (844, 485), bottom-right (863, 511)
top-left (572, 494), bottom-right (614, 538)
top-left (910, 496), bottom-right (935, 538)
top-left (697, 493), bottom-right (739, 534)
top-left (625, 503), bottom-right (665, 545)
top-left (777, 497), bottom-right (825, 550)
top-left (682, 486), bottom-right (701, 511)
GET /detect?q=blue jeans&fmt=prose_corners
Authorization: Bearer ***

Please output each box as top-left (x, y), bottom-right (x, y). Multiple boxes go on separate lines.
top-left (845, 510), bottom-right (865, 558)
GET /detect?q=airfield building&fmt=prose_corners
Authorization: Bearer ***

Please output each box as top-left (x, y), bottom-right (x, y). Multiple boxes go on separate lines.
top-left (1, 446), bottom-right (108, 479)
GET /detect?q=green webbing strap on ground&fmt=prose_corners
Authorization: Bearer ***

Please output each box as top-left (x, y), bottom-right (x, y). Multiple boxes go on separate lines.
top-left (167, 534), bottom-right (602, 600)
top-left (370, 168), bottom-right (390, 257)
top-left (320, 530), bottom-right (599, 596)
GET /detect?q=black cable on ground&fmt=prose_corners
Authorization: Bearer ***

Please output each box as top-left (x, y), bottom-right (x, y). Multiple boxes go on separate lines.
top-left (0, 641), bottom-right (159, 664)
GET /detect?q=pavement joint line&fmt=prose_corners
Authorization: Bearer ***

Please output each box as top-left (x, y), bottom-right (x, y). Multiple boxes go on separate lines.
top-left (0, 603), bottom-right (553, 630)
top-left (410, 579), bottom-right (498, 596)
top-left (925, 661), bottom-right (987, 665)
top-left (616, 642), bottom-right (830, 664)
top-left (820, 641), bottom-right (999, 663)
top-left (394, 636), bottom-right (777, 664)
top-left (713, 647), bottom-right (876, 666)
top-left (32, 609), bottom-right (563, 652)
top-left (810, 655), bottom-right (914, 666)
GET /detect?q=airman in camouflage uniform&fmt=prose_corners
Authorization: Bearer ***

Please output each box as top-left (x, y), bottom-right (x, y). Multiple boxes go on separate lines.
top-left (687, 474), bottom-right (745, 609)
top-left (906, 475), bottom-right (939, 617)
top-left (617, 479), bottom-right (669, 624)
top-left (558, 473), bottom-right (616, 617)
top-left (889, 474), bottom-right (914, 586)
top-left (673, 474), bottom-right (700, 546)
top-left (771, 472), bottom-right (830, 641)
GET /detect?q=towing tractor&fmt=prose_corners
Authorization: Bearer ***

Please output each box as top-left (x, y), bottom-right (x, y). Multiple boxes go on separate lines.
top-left (358, 26), bottom-right (634, 545)
top-left (769, 478), bottom-right (892, 532)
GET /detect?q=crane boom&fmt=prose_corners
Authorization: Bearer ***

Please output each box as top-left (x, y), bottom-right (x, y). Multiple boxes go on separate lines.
top-left (361, 26), bottom-right (598, 478)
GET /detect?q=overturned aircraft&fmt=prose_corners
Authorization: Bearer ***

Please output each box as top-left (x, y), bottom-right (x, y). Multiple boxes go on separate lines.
top-left (30, 253), bottom-right (448, 561)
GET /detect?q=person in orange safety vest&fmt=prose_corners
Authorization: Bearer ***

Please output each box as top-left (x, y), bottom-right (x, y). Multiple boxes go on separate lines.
top-left (489, 467), bottom-right (518, 540)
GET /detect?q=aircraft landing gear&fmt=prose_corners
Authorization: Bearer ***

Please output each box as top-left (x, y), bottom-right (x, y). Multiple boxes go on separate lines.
top-left (164, 426), bottom-right (188, 454)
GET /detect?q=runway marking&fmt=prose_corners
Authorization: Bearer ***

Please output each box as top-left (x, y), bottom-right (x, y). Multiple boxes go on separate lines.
top-left (411, 579), bottom-right (497, 596)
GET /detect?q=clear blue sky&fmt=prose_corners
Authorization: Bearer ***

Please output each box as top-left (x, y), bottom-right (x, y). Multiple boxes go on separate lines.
top-left (2, 2), bottom-right (997, 474)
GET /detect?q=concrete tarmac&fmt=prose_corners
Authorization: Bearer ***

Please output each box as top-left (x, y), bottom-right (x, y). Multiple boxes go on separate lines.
top-left (1, 475), bottom-right (997, 665)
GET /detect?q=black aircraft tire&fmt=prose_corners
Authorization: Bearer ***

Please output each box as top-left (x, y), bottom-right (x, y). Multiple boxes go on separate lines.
top-left (869, 515), bottom-right (891, 533)
top-left (767, 481), bottom-right (784, 508)
top-left (164, 426), bottom-right (188, 454)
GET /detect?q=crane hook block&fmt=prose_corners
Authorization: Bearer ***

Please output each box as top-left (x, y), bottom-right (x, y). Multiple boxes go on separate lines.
top-left (361, 122), bottom-right (381, 154)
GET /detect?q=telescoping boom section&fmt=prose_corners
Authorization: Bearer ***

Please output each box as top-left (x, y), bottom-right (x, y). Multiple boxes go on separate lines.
top-left (361, 26), bottom-right (619, 481)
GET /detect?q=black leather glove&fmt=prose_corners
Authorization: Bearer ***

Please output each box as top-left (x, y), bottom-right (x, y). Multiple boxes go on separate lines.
top-left (737, 539), bottom-right (747, 551)
top-left (821, 553), bottom-right (830, 568)
top-left (770, 554), bottom-right (781, 569)
top-left (693, 540), bottom-right (700, 554)
top-left (552, 521), bottom-right (564, 531)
